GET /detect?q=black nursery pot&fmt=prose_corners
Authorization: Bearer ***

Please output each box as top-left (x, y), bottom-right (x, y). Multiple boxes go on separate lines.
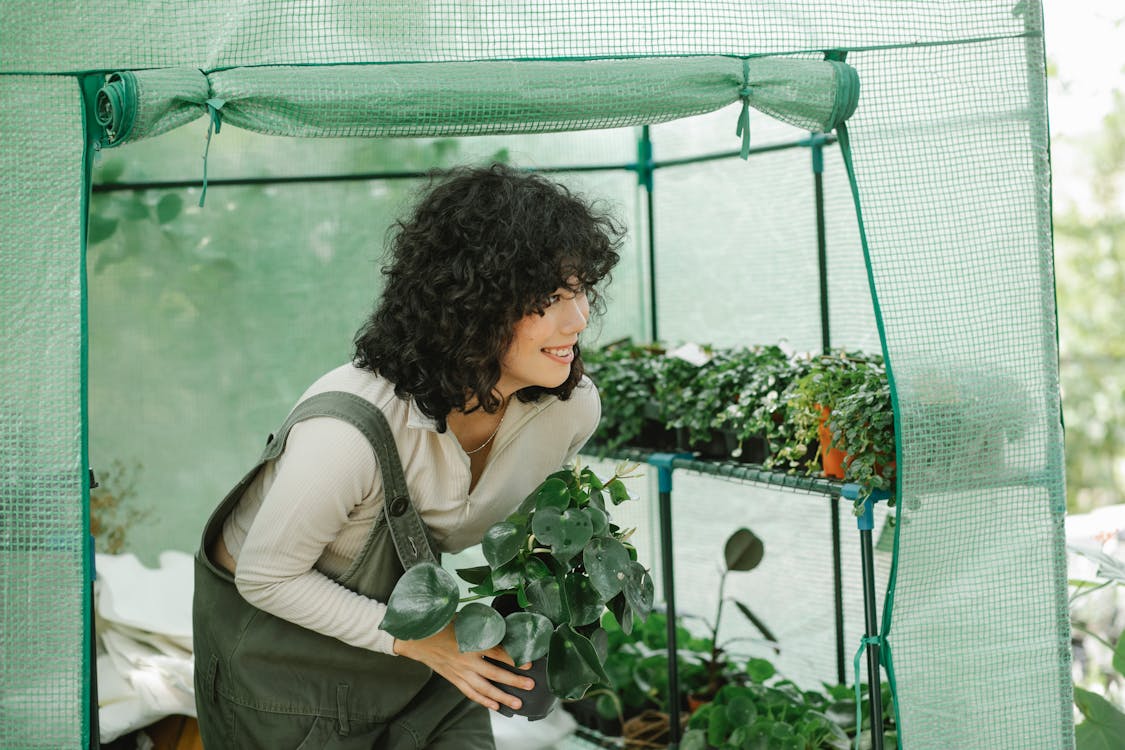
top-left (722, 431), bottom-right (769, 464)
top-left (485, 654), bottom-right (557, 721)
top-left (487, 593), bottom-right (558, 721)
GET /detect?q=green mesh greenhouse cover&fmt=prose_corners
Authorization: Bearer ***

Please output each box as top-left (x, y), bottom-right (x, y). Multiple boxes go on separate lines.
top-left (0, 2), bottom-right (1069, 748)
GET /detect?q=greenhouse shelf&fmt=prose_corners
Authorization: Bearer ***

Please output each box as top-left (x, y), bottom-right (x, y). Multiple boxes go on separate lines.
top-left (586, 445), bottom-right (889, 750)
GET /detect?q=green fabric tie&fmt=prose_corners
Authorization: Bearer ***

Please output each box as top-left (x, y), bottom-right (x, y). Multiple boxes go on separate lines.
top-left (736, 58), bottom-right (751, 159)
top-left (853, 634), bottom-right (884, 749)
top-left (199, 97), bottom-right (225, 208)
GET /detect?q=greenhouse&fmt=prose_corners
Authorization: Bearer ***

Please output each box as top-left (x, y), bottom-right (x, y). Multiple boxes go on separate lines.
top-left (0, 1), bottom-right (1075, 749)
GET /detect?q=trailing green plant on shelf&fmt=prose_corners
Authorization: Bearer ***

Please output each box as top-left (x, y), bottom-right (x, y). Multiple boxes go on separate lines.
top-left (777, 351), bottom-right (896, 511)
top-left (584, 342), bottom-right (666, 452)
top-left (710, 345), bottom-right (805, 460)
top-left (656, 345), bottom-right (718, 446)
top-left (380, 461), bottom-right (655, 703)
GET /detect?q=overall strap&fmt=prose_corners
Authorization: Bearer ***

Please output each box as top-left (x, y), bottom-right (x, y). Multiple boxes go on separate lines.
top-left (262, 391), bottom-right (438, 570)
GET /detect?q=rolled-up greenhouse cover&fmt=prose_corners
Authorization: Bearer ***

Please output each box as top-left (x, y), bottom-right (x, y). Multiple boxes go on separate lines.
top-left (0, 2), bottom-right (1069, 748)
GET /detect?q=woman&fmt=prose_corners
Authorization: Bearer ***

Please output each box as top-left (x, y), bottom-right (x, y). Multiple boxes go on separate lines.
top-left (193, 163), bottom-right (624, 749)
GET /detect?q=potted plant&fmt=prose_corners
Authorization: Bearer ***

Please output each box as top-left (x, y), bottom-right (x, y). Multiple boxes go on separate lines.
top-left (826, 361), bottom-right (896, 501)
top-left (656, 344), bottom-right (724, 457)
top-left (709, 345), bottom-right (800, 465)
top-left (680, 527), bottom-right (779, 708)
top-left (380, 461), bottom-right (655, 719)
top-left (565, 527), bottom-right (779, 748)
top-left (777, 352), bottom-right (896, 512)
top-left (681, 679), bottom-right (853, 750)
top-left (585, 342), bottom-right (672, 452)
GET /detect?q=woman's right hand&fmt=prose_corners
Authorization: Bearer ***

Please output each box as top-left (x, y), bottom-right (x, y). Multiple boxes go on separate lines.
top-left (392, 623), bottom-right (534, 712)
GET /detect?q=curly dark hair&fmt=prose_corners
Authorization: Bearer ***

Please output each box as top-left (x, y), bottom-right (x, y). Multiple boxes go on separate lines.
top-left (354, 164), bottom-right (624, 430)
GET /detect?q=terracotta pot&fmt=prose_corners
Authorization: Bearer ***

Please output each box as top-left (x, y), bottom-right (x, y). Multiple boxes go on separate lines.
top-left (817, 406), bottom-right (848, 479)
top-left (686, 694), bottom-right (710, 714)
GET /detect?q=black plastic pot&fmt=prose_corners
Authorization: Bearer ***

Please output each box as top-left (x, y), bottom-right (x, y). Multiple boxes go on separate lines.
top-left (676, 428), bottom-right (728, 460)
top-left (639, 400), bottom-right (677, 451)
top-left (721, 432), bottom-right (769, 464)
top-left (486, 654), bottom-right (557, 721)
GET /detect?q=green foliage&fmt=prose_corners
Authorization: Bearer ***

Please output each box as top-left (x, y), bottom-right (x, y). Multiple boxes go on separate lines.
top-left (89, 459), bottom-right (149, 555)
top-left (774, 351), bottom-right (895, 511)
top-left (707, 346), bottom-right (800, 448)
top-left (1075, 687), bottom-right (1125, 750)
top-left (586, 342), bottom-right (895, 503)
top-left (683, 682), bottom-right (851, 750)
top-left (1068, 545), bottom-right (1125, 747)
top-left (583, 343), bottom-right (666, 451)
top-left (577, 527), bottom-right (776, 726)
top-left (1054, 88), bottom-right (1125, 512)
top-left (381, 462), bottom-right (653, 701)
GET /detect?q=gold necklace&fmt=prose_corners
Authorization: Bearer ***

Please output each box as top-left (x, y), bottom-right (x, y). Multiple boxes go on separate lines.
top-left (464, 401), bottom-right (508, 455)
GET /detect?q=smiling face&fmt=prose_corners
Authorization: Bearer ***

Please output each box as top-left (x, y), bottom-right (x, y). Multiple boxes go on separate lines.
top-left (497, 281), bottom-right (591, 397)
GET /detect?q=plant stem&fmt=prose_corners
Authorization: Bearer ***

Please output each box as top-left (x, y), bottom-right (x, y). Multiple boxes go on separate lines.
top-left (1069, 578), bottom-right (1115, 605)
top-left (1072, 621), bottom-right (1116, 652)
top-left (708, 569), bottom-right (728, 690)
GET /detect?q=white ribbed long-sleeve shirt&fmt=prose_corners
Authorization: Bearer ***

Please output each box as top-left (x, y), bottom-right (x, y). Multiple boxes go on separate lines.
top-left (220, 363), bottom-right (600, 655)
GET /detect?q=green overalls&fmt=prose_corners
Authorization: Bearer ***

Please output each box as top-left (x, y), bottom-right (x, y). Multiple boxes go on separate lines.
top-left (192, 392), bottom-right (494, 749)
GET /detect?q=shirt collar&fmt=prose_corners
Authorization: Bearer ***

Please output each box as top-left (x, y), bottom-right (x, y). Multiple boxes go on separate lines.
top-left (406, 397), bottom-right (441, 431)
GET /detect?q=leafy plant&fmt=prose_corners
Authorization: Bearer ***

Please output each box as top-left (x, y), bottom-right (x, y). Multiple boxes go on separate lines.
top-left (777, 352), bottom-right (895, 511)
top-left (89, 459), bottom-right (148, 554)
top-left (380, 462), bottom-right (655, 701)
top-left (708, 346), bottom-right (802, 460)
top-left (682, 681), bottom-right (851, 750)
top-left (584, 342), bottom-right (666, 452)
top-left (1068, 544), bottom-right (1125, 749)
top-left (826, 359), bottom-right (895, 501)
top-left (689, 527), bottom-right (779, 702)
top-left (572, 527), bottom-right (778, 736)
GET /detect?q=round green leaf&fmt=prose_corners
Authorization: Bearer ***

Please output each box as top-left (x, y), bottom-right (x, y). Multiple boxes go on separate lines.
top-left (583, 536), bottom-right (631, 599)
top-left (564, 574), bottom-right (606, 627)
top-left (381, 562), bottom-right (459, 640)
top-left (725, 693), bottom-right (758, 726)
top-left (483, 521), bottom-right (524, 569)
top-left (501, 612), bottom-right (553, 664)
top-left (623, 562), bottom-right (654, 620)
top-left (532, 507), bottom-right (593, 562)
top-left (607, 478), bottom-right (632, 506)
top-left (98, 158), bottom-right (125, 184)
top-left (681, 729), bottom-right (708, 750)
top-left (524, 556), bottom-right (551, 581)
top-left (534, 477), bottom-right (571, 512)
top-left (608, 591), bottom-right (634, 635)
top-left (525, 577), bottom-right (566, 625)
top-left (121, 198), bottom-right (150, 220)
top-left (724, 528), bottom-right (765, 571)
top-left (490, 559), bottom-right (522, 592)
top-left (455, 564), bottom-right (491, 585)
top-left (579, 466), bottom-right (604, 490)
top-left (745, 657), bottom-right (776, 683)
top-left (156, 193), bottom-right (183, 224)
top-left (547, 624), bottom-right (610, 700)
top-left (454, 602), bottom-right (506, 652)
top-left (88, 215), bottom-right (118, 245)
top-left (586, 504), bottom-right (608, 536)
